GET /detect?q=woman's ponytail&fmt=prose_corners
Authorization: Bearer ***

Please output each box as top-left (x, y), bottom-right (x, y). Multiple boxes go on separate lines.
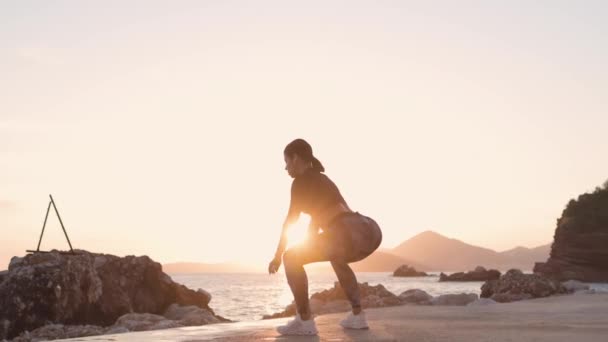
top-left (311, 156), bottom-right (325, 173)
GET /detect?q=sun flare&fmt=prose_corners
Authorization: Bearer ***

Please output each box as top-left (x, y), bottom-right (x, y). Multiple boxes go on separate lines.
top-left (286, 214), bottom-right (311, 248)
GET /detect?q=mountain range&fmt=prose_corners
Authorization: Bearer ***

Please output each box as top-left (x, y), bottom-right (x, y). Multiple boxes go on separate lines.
top-left (390, 230), bottom-right (550, 271)
top-left (162, 230), bottom-right (550, 273)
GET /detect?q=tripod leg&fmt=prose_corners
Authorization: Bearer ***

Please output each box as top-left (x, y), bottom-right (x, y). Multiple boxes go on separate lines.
top-left (36, 201), bottom-right (53, 252)
top-left (49, 194), bottom-right (75, 253)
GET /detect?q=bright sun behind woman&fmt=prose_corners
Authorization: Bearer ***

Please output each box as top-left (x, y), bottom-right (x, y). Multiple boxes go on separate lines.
top-left (286, 214), bottom-right (312, 248)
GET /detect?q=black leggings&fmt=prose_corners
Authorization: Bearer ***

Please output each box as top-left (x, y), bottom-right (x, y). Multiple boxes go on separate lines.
top-left (282, 212), bottom-right (382, 315)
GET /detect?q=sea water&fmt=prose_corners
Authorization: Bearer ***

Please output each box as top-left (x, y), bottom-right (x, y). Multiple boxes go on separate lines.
top-left (169, 271), bottom-right (484, 321)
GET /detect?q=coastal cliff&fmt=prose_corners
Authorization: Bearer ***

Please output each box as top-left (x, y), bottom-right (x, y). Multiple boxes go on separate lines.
top-left (534, 181), bottom-right (608, 282)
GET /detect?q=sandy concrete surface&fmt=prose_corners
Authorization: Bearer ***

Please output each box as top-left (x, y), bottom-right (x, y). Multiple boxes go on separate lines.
top-left (64, 293), bottom-right (608, 342)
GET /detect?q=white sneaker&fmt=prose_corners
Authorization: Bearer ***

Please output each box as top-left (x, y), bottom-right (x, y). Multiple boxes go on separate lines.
top-left (340, 311), bottom-right (369, 329)
top-left (276, 314), bottom-right (318, 336)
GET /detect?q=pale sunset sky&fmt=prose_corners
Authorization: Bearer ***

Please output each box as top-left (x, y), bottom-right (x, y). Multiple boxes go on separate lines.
top-left (1, 1), bottom-right (607, 270)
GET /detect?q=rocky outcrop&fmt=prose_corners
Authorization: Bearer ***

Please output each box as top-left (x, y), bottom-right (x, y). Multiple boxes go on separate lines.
top-left (398, 289), bottom-right (433, 305)
top-left (0, 250), bottom-right (226, 340)
top-left (10, 306), bottom-right (224, 342)
top-left (262, 282), bottom-right (401, 319)
top-left (439, 266), bottom-right (501, 282)
top-left (431, 293), bottom-right (478, 306)
top-left (481, 269), bottom-right (567, 303)
top-left (263, 282), bottom-right (484, 319)
top-left (534, 185), bottom-right (608, 282)
top-left (393, 265), bottom-right (427, 277)
top-left (11, 324), bottom-right (106, 342)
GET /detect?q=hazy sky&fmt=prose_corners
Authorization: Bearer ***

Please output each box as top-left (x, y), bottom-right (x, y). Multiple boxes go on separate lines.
top-left (1, 1), bottom-right (607, 270)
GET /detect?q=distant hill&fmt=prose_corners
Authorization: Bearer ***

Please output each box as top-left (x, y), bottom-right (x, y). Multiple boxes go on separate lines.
top-left (391, 231), bottom-right (550, 272)
top-left (163, 232), bottom-right (550, 273)
top-left (499, 244), bottom-right (551, 270)
top-left (163, 250), bottom-right (428, 274)
top-left (349, 250), bottom-right (428, 272)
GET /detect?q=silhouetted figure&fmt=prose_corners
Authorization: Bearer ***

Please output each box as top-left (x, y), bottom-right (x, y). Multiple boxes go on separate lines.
top-left (269, 139), bottom-right (382, 335)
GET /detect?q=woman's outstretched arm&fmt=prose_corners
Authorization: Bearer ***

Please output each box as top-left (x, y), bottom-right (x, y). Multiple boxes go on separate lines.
top-left (269, 183), bottom-right (300, 274)
top-left (274, 210), bottom-right (299, 259)
top-left (269, 210), bottom-right (299, 274)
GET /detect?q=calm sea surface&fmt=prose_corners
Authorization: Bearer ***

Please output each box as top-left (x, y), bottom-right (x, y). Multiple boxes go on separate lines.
top-left (169, 271), bottom-right (608, 321)
top-left (169, 271), bottom-right (482, 321)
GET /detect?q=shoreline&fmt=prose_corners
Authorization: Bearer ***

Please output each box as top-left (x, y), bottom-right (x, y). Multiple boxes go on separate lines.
top-left (63, 293), bottom-right (608, 341)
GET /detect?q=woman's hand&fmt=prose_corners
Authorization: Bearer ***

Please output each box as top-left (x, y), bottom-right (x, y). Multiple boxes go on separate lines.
top-left (268, 256), bottom-right (282, 274)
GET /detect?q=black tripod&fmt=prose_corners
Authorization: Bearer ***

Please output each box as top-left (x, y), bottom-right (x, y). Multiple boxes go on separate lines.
top-left (27, 194), bottom-right (75, 254)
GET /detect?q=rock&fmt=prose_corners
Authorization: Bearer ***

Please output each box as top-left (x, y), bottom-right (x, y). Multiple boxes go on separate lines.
top-left (310, 282), bottom-right (401, 307)
top-left (0, 320), bottom-right (10, 341)
top-left (0, 271), bottom-right (6, 284)
top-left (163, 304), bottom-right (221, 325)
top-left (174, 283), bottom-right (211, 308)
top-left (398, 289), bottom-right (433, 305)
top-left (393, 265), bottom-right (428, 277)
top-left (8, 257), bottom-right (23, 271)
top-left (0, 250), bottom-right (225, 340)
top-left (112, 313), bottom-right (183, 332)
top-left (481, 269), bottom-right (568, 303)
top-left (467, 298), bottom-right (497, 306)
top-left (262, 303), bottom-right (296, 320)
top-left (11, 324), bottom-right (105, 342)
top-left (264, 282), bottom-right (401, 319)
top-left (431, 293), bottom-right (478, 306)
top-left (317, 300), bottom-right (352, 314)
top-left (439, 267), bottom-right (501, 282)
top-left (533, 187), bottom-right (608, 282)
top-left (561, 280), bottom-right (590, 293)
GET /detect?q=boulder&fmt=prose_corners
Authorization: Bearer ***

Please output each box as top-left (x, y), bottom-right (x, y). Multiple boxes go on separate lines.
top-left (481, 269), bottom-right (568, 303)
top-left (11, 324), bottom-right (105, 342)
top-left (533, 187), bottom-right (608, 282)
top-left (393, 265), bottom-right (427, 277)
top-left (163, 304), bottom-right (222, 326)
top-left (0, 250), bottom-right (226, 340)
top-left (263, 282), bottom-right (401, 319)
top-left (112, 313), bottom-right (183, 332)
top-left (431, 293), bottom-right (478, 306)
top-left (398, 289), bottom-right (433, 305)
top-left (439, 266), bottom-right (501, 282)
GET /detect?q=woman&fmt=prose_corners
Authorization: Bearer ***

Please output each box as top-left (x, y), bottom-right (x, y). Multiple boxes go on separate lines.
top-left (268, 139), bottom-right (383, 336)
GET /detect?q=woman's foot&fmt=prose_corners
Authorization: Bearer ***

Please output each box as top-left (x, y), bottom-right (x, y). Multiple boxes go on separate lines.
top-left (340, 311), bottom-right (369, 329)
top-left (276, 313), bottom-right (318, 336)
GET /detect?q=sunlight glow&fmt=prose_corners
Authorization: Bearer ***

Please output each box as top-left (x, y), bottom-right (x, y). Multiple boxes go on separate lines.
top-left (286, 214), bottom-right (311, 248)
